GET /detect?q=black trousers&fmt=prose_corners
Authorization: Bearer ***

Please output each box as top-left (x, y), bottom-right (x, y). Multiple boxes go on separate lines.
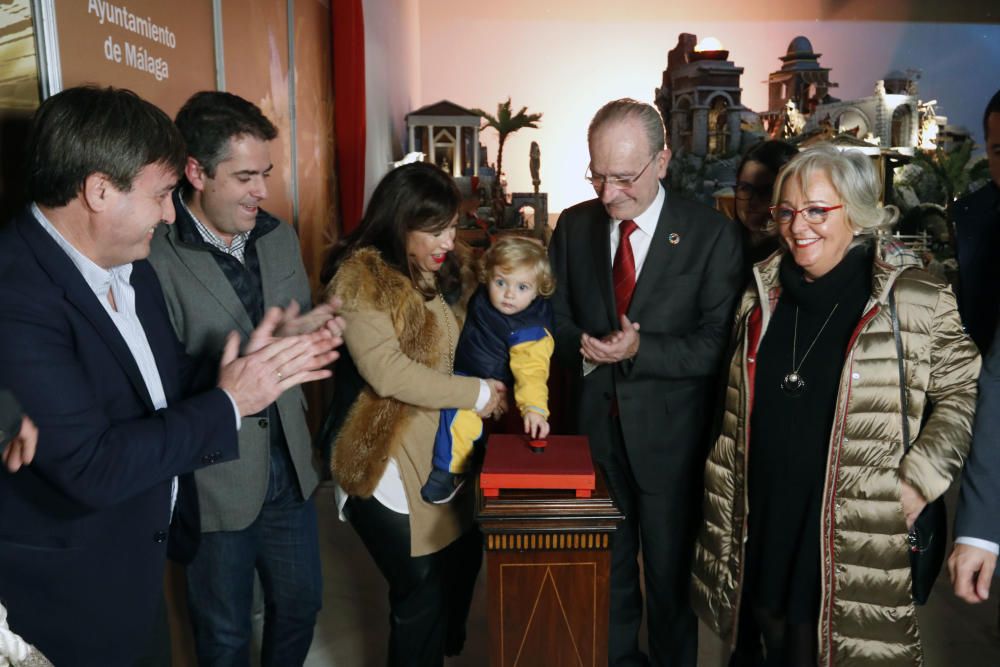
top-left (602, 417), bottom-right (700, 667)
top-left (346, 495), bottom-right (482, 667)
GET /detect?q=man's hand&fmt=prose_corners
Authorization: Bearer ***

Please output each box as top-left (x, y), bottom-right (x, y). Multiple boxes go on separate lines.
top-left (900, 480), bottom-right (927, 529)
top-left (949, 543), bottom-right (997, 603)
top-left (245, 296), bottom-right (345, 355)
top-left (274, 296), bottom-right (346, 338)
top-left (2, 416), bottom-right (38, 473)
top-left (477, 379), bottom-right (508, 419)
top-left (491, 380), bottom-right (509, 419)
top-left (218, 328), bottom-right (339, 416)
top-left (580, 315), bottom-right (640, 365)
top-left (524, 411), bottom-right (550, 439)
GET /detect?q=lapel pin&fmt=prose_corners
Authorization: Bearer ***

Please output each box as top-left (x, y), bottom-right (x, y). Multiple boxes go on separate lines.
top-left (668, 232), bottom-right (680, 245)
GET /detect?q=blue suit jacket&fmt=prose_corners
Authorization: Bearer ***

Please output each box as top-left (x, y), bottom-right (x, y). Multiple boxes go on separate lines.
top-left (0, 208), bottom-right (238, 666)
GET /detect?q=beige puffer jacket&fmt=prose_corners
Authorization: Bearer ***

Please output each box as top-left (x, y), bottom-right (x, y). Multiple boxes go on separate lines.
top-left (691, 250), bottom-right (980, 666)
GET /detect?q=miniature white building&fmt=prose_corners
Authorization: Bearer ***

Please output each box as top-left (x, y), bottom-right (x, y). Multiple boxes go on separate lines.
top-left (406, 100), bottom-right (483, 177)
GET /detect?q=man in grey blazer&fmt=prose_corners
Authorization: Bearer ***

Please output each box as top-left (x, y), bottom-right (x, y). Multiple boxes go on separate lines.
top-left (549, 98), bottom-right (742, 666)
top-left (148, 91), bottom-right (337, 665)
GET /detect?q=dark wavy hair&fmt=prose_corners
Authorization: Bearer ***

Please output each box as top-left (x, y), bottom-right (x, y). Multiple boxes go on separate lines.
top-left (27, 86), bottom-right (186, 207)
top-left (174, 91), bottom-right (278, 195)
top-left (737, 139), bottom-right (798, 184)
top-left (984, 88), bottom-right (1000, 140)
top-left (321, 162), bottom-right (462, 300)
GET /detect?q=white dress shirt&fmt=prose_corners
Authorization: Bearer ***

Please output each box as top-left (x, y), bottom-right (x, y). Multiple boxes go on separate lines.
top-left (606, 183), bottom-right (665, 279)
top-left (32, 204), bottom-right (176, 510)
top-left (954, 536), bottom-right (1000, 554)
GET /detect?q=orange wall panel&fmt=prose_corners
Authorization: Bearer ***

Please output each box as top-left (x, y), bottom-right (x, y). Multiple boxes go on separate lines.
top-left (294, 0), bottom-right (337, 292)
top-left (220, 0), bottom-right (294, 225)
top-left (54, 0), bottom-right (215, 118)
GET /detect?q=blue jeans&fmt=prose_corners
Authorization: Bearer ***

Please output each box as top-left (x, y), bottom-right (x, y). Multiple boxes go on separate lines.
top-left (186, 445), bottom-right (322, 666)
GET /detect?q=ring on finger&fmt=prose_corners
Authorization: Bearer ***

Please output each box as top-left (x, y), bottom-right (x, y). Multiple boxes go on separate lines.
top-left (275, 369), bottom-right (284, 381)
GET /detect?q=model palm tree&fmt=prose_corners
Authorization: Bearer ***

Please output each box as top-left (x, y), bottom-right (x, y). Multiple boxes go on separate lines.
top-left (472, 98), bottom-right (542, 197)
top-left (910, 142), bottom-right (990, 210)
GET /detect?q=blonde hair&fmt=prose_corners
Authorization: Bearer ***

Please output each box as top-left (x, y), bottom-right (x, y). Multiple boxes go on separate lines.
top-left (480, 236), bottom-right (555, 297)
top-left (772, 143), bottom-right (899, 240)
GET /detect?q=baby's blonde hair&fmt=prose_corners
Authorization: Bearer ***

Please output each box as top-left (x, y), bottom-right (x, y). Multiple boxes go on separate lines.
top-left (479, 236), bottom-right (555, 297)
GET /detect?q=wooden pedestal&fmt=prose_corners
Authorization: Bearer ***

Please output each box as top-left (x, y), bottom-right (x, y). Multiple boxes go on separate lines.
top-left (476, 464), bottom-right (622, 667)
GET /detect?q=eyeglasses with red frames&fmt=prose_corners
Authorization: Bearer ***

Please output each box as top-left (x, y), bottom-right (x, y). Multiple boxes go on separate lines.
top-left (585, 154), bottom-right (657, 190)
top-left (769, 204), bottom-right (844, 225)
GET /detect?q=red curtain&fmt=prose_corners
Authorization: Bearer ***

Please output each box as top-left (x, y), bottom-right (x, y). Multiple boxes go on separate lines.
top-left (332, 0), bottom-right (366, 236)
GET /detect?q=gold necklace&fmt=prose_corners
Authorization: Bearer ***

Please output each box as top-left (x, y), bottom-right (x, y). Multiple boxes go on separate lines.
top-left (437, 292), bottom-right (455, 374)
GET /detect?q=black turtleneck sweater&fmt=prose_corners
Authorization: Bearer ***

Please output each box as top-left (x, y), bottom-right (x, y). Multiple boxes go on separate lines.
top-left (744, 244), bottom-right (874, 622)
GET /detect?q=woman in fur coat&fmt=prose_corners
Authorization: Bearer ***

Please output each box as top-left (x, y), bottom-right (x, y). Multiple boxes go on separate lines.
top-left (319, 162), bottom-right (504, 666)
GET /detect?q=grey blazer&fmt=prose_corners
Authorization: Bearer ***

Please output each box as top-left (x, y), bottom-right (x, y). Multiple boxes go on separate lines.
top-left (956, 319), bottom-right (1000, 545)
top-left (148, 203), bottom-right (320, 532)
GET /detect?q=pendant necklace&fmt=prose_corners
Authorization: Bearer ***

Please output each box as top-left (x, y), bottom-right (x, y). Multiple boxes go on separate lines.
top-left (782, 303), bottom-right (839, 396)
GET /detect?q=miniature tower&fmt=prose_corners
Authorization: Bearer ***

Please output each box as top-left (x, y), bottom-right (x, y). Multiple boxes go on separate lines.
top-left (654, 34), bottom-right (746, 157)
top-left (767, 36), bottom-right (837, 117)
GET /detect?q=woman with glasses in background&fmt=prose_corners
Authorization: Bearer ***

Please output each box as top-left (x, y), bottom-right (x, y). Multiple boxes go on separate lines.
top-left (692, 144), bottom-right (980, 665)
top-left (733, 140), bottom-right (798, 275)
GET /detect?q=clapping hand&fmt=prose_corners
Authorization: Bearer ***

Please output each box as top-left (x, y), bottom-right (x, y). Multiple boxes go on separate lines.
top-left (218, 326), bottom-right (339, 417)
top-left (581, 315), bottom-right (640, 365)
top-left (245, 296), bottom-right (345, 355)
top-left (2, 416), bottom-right (38, 473)
top-left (274, 296), bottom-right (346, 338)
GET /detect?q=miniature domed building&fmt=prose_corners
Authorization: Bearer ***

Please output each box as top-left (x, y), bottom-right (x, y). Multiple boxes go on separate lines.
top-left (767, 36), bottom-right (838, 116)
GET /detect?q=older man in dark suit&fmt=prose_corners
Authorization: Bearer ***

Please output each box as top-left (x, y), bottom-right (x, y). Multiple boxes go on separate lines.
top-left (0, 86), bottom-right (338, 667)
top-left (549, 98), bottom-right (742, 666)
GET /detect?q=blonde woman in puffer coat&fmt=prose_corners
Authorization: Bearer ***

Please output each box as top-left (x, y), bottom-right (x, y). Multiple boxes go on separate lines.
top-left (691, 144), bottom-right (980, 666)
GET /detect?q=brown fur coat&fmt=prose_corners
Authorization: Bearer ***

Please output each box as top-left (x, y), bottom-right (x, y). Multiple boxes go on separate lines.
top-left (326, 247), bottom-right (471, 497)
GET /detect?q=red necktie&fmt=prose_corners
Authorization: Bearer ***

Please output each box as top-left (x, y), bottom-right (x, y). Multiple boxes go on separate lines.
top-left (613, 219), bottom-right (638, 321)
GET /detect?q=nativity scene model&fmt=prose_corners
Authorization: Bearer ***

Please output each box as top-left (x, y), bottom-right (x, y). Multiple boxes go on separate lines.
top-left (406, 97), bottom-right (545, 246)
